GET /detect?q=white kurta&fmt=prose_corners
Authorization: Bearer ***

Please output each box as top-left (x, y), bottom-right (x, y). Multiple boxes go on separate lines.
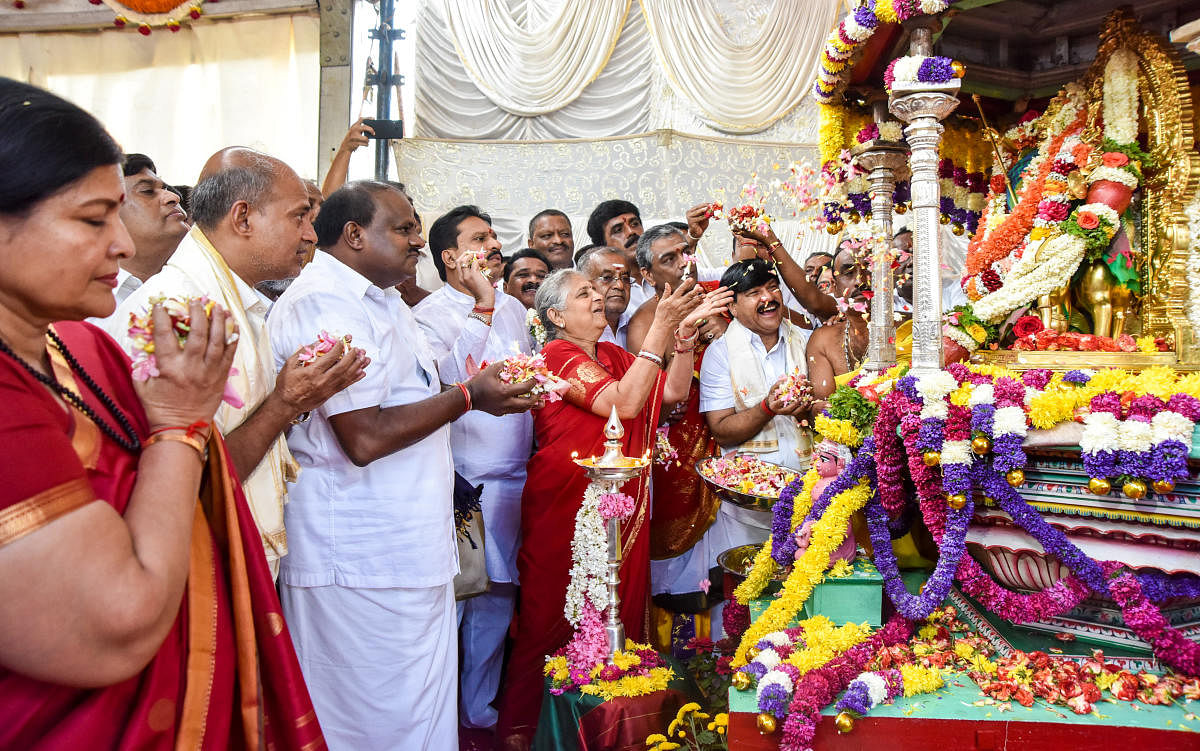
top-left (269, 250), bottom-right (459, 748)
top-left (413, 284), bottom-right (533, 729)
top-left (105, 227), bottom-right (297, 574)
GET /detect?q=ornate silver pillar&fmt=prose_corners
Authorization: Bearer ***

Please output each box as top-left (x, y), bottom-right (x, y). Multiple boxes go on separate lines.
top-left (888, 22), bottom-right (960, 379)
top-left (852, 138), bottom-right (908, 371)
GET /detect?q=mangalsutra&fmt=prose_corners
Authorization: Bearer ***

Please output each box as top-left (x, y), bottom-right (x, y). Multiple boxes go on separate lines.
top-left (0, 330), bottom-right (141, 453)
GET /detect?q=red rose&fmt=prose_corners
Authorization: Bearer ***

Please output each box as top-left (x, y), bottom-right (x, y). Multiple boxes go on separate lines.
top-left (1076, 210), bottom-right (1100, 230)
top-left (1012, 315), bottom-right (1044, 338)
top-left (1102, 151), bottom-right (1130, 168)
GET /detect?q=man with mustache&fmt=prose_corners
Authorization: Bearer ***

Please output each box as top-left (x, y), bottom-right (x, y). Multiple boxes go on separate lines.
top-left (414, 204), bottom-right (534, 733)
top-left (576, 245), bottom-right (634, 348)
top-left (526, 209), bottom-right (574, 270)
top-left (806, 239), bottom-right (874, 407)
top-left (587, 199), bottom-right (650, 311)
top-left (503, 247), bottom-right (550, 310)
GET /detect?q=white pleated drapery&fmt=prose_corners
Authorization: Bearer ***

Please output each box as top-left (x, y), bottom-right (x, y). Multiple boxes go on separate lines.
top-left (415, 0), bottom-right (838, 140)
top-left (639, 0), bottom-right (838, 134)
top-left (443, 0), bottom-right (631, 116)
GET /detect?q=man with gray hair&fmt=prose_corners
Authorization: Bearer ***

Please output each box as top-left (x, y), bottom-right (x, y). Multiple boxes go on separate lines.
top-left (107, 147), bottom-right (367, 577)
top-left (575, 243), bottom-right (634, 349)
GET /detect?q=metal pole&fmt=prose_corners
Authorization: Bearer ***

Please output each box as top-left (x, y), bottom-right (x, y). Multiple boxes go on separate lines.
top-left (373, 0), bottom-right (395, 181)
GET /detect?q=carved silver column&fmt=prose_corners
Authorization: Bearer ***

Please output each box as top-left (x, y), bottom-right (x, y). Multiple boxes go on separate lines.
top-left (888, 22), bottom-right (960, 379)
top-left (852, 140), bottom-right (908, 371)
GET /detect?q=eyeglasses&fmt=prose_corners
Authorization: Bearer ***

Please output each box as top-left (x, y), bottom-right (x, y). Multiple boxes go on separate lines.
top-left (594, 272), bottom-right (634, 286)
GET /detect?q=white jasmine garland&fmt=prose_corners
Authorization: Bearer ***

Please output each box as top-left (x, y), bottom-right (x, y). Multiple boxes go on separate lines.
top-left (940, 441), bottom-right (972, 466)
top-left (1078, 203), bottom-right (1120, 226)
top-left (1080, 413), bottom-right (1120, 454)
top-left (1151, 411), bottom-right (1195, 444)
top-left (1118, 420), bottom-right (1153, 453)
top-left (967, 384), bottom-right (995, 407)
top-left (1102, 48), bottom-right (1140, 146)
top-left (971, 234), bottom-right (1087, 322)
top-left (756, 670), bottom-right (795, 701)
top-left (1087, 165), bottom-right (1139, 189)
top-left (563, 483), bottom-right (612, 625)
top-left (943, 325), bottom-right (978, 352)
top-left (993, 406), bottom-right (1028, 437)
top-left (860, 672), bottom-right (889, 707)
top-left (1186, 194), bottom-right (1200, 333)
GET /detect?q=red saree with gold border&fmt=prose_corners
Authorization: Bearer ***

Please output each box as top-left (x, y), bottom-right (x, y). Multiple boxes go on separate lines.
top-left (497, 339), bottom-right (664, 745)
top-left (0, 321), bottom-right (323, 750)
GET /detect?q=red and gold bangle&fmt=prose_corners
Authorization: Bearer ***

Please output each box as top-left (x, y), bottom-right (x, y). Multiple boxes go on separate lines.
top-left (148, 420), bottom-right (211, 441)
top-left (144, 431), bottom-right (206, 459)
top-left (455, 382), bottom-right (472, 412)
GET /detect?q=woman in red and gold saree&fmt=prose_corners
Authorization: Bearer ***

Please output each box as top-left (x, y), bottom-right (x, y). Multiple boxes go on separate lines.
top-left (496, 270), bottom-right (728, 750)
top-left (0, 79), bottom-right (324, 750)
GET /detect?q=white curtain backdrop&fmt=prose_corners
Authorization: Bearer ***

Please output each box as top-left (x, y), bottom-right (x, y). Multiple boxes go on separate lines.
top-left (414, 0), bottom-right (836, 140)
top-left (443, 0), bottom-right (630, 116)
top-left (0, 13), bottom-right (320, 186)
top-left (639, 0), bottom-right (837, 133)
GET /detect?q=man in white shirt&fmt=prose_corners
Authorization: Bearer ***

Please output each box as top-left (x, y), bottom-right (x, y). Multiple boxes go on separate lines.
top-left (660, 259), bottom-right (815, 637)
top-left (271, 181), bottom-right (534, 750)
top-left (415, 204), bottom-right (534, 730)
top-left (586, 199), bottom-right (649, 310)
top-left (92, 154), bottom-right (190, 318)
top-left (576, 245), bottom-right (633, 349)
top-left (107, 148), bottom-right (366, 576)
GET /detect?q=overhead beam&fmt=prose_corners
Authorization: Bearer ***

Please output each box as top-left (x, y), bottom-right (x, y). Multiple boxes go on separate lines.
top-left (316, 0), bottom-right (352, 184)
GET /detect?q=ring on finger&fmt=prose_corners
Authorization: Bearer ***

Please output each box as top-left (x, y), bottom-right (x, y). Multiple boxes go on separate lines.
top-left (706, 332), bottom-right (715, 341)
top-left (696, 318), bottom-right (708, 328)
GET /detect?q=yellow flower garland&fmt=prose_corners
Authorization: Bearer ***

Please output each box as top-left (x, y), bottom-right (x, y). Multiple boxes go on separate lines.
top-left (900, 664), bottom-right (945, 697)
top-left (785, 615), bottom-right (872, 675)
top-left (875, 0), bottom-right (898, 24)
top-left (732, 468), bottom-right (820, 604)
top-left (579, 667), bottom-right (675, 702)
top-left (733, 479), bottom-right (872, 667)
top-left (815, 414), bottom-right (864, 448)
top-left (818, 103), bottom-right (845, 166)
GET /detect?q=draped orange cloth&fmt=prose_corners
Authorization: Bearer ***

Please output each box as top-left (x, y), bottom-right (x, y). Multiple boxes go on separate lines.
top-left (649, 348), bottom-right (720, 560)
top-left (0, 321), bottom-right (323, 750)
top-left (496, 339), bottom-right (664, 746)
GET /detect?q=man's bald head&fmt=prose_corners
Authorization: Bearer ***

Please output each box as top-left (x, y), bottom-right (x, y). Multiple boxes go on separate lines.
top-left (197, 146), bottom-right (276, 183)
top-left (189, 149), bottom-right (301, 232)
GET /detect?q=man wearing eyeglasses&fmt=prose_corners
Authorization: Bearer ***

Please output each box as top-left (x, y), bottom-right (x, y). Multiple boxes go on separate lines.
top-left (576, 244), bottom-right (635, 349)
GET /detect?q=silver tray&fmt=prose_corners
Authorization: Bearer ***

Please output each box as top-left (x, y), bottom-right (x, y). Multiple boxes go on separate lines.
top-left (694, 456), bottom-right (801, 513)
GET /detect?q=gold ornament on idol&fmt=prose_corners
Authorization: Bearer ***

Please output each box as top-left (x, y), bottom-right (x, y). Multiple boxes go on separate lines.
top-left (731, 671), bottom-right (751, 691)
top-left (757, 713), bottom-right (778, 734)
top-left (1089, 477), bottom-right (1112, 495)
top-left (835, 711), bottom-right (856, 733)
top-left (1122, 479), bottom-right (1148, 499)
top-left (947, 493), bottom-right (967, 510)
top-left (1152, 479), bottom-right (1176, 494)
top-left (971, 436), bottom-right (992, 455)
top-left (922, 450), bottom-right (942, 467)
top-left (1006, 469), bottom-right (1025, 487)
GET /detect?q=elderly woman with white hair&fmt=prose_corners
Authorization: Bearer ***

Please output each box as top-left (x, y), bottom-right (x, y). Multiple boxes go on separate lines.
top-left (496, 268), bottom-right (729, 749)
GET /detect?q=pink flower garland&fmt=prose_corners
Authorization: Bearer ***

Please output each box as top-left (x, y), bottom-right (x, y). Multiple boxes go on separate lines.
top-left (779, 616), bottom-right (913, 751)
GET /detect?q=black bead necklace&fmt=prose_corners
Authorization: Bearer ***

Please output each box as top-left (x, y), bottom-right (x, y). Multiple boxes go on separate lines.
top-left (0, 329), bottom-right (141, 453)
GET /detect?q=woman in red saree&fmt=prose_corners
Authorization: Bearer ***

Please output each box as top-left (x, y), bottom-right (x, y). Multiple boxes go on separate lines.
top-left (0, 79), bottom-right (324, 749)
top-left (496, 269), bottom-right (727, 750)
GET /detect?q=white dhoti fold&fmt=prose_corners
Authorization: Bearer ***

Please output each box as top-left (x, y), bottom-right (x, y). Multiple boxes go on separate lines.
top-left (280, 582), bottom-right (458, 751)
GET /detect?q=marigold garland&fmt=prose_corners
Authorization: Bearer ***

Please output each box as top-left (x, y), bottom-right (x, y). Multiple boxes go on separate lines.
top-left (732, 479), bottom-right (872, 667)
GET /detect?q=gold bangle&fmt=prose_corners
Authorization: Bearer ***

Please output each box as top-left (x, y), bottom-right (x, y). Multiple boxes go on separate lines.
top-left (144, 431), bottom-right (207, 460)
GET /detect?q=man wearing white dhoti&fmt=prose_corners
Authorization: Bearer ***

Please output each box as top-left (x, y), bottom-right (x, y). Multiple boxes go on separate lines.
top-left (106, 149), bottom-right (366, 576)
top-left (415, 204), bottom-right (535, 730)
top-left (270, 182), bottom-right (534, 750)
